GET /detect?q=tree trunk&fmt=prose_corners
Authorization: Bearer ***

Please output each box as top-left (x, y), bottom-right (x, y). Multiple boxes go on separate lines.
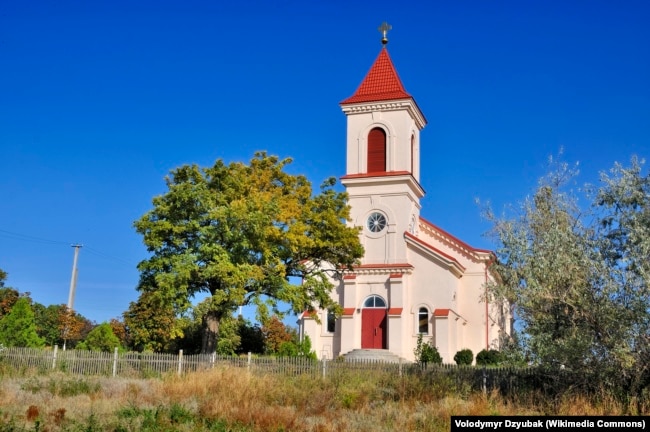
top-left (201, 310), bottom-right (221, 354)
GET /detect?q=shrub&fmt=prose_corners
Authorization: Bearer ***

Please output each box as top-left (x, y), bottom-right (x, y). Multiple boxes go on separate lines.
top-left (454, 348), bottom-right (473, 365)
top-left (413, 334), bottom-right (442, 365)
top-left (76, 322), bottom-right (122, 352)
top-left (476, 349), bottom-right (503, 366)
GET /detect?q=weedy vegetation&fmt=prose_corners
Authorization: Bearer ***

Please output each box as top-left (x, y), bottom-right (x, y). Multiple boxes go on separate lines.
top-left (0, 362), bottom-right (646, 432)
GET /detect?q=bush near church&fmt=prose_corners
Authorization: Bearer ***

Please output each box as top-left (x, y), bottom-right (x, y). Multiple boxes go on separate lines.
top-left (454, 348), bottom-right (473, 365)
top-left (414, 333), bottom-right (442, 365)
top-left (476, 349), bottom-right (503, 366)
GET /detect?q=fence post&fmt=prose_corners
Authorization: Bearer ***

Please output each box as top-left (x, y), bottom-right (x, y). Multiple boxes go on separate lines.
top-left (399, 358), bottom-right (403, 378)
top-left (322, 358), bottom-right (327, 379)
top-left (247, 352), bottom-right (251, 374)
top-left (112, 347), bottom-right (119, 377)
top-left (51, 345), bottom-right (58, 370)
top-left (211, 352), bottom-right (216, 368)
top-left (178, 350), bottom-right (183, 376)
top-left (482, 366), bottom-right (487, 395)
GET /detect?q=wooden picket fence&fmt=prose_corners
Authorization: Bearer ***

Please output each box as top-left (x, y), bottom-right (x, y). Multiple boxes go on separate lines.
top-left (0, 346), bottom-right (562, 396)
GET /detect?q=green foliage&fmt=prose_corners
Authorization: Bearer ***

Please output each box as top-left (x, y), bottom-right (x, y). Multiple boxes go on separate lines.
top-left (22, 376), bottom-right (100, 397)
top-left (124, 290), bottom-right (184, 353)
top-left (0, 297), bottom-right (44, 348)
top-left (134, 152), bottom-right (363, 353)
top-left (413, 333), bottom-right (442, 365)
top-left (262, 315), bottom-right (296, 354)
top-left (0, 287), bottom-right (22, 319)
top-left (31, 303), bottom-right (90, 348)
top-left (476, 349), bottom-right (503, 366)
top-left (236, 317), bottom-right (265, 355)
top-left (484, 155), bottom-right (650, 399)
top-left (32, 303), bottom-right (62, 347)
top-left (276, 335), bottom-right (317, 359)
top-left (453, 348), bottom-right (474, 365)
top-left (76, 323), bottom-right (122, 352)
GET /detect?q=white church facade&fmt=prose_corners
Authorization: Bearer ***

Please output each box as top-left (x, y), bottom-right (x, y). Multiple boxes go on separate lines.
top-left (298, 38), bottom-right (509, 364)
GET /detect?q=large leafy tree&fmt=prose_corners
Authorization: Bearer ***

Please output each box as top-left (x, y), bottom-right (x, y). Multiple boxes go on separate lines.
top-left (484, 156), bottom-right (650, 402)
top-left (134, 152), bottom-right (363, 353)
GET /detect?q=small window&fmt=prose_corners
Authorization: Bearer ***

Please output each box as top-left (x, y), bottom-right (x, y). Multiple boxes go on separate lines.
top-left (418, 307), bottom-right (429, 334)
top-left (327, 311), bottom-right (336, 333)
top-left (363, 295), bottom-right (386, 308)
top-left (367, 212), bottom-right (387, 233)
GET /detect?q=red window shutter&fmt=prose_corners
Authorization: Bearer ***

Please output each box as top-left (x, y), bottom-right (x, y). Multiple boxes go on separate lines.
top-left (367, 128), bottom-right (386, 173)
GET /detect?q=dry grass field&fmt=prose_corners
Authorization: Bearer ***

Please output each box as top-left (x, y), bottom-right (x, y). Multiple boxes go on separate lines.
top-left (0, 364), bottom-right (639, 432)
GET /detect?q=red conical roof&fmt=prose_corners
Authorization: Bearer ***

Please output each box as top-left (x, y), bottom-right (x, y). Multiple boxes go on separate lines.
top-left (341, 47), bottom-right (412, 104)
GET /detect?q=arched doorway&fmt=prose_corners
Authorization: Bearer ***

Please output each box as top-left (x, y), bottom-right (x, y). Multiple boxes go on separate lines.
top-left (361, 295), bottom-right (387, 349)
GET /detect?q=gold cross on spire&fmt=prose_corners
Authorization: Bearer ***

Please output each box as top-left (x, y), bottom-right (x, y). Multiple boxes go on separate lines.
top-left (378, 22), bottom-right (392, 45)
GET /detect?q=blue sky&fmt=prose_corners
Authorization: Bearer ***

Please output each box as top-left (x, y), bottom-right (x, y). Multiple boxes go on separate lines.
top-left (1, 0), bottom-right (648, 325)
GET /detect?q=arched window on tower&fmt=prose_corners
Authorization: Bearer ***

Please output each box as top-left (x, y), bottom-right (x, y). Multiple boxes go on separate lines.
top-left (367, 127), bottom-right (386, 173)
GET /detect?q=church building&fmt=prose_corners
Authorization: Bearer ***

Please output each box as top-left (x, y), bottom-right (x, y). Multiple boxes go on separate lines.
top-left (299, 28), bottom-right (509, 363)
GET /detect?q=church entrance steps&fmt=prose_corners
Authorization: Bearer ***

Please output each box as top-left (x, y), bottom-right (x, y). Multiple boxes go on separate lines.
top-left (342, 349), bottom-right (410, 363)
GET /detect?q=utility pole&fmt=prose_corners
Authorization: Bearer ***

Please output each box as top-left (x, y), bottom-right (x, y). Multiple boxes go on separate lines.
top-left (63, 244), bottom-right (82, 350)
top-left (67, 244), bottom-right (82, 310)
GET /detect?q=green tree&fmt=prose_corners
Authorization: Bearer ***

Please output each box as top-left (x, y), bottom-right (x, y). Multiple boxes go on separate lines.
top-left (0, 287), bottom-right (21, 319)
top-left (33, 303), bottom-right (62, 346)
top-left (484, 156), bottom-right (650, 401)
top-left (77, 322), bottom-right (122, 352)
top-left (262, 315), bottom-right (295, 354)
top-left (237, 317), bottom-right (265, 355)
top-left (0, 268), bottom-right (7, 287)
top-left (134, 152), bottom-right (363, 353)
top-left (594, 156), bottom-right (650, 402)
top-left (124, 290), bottom-right (183, 352)
top-left (213, 314), bottom-right (241, 355)
top-left (0, 297), bottom-right (44, 347)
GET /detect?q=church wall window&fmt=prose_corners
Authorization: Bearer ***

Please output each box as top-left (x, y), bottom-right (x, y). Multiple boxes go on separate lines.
top-left (327, 310), bottom-right (336, 333)
top-left (418, 307), bottom-right (429, 334)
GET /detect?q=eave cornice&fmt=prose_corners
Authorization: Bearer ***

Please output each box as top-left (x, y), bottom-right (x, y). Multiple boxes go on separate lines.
top-left (418, 217), bottom-right (495, 264)
top-left (344, 263), bottom-right (414, 277)
top-left (340, 98), bottom-right (426, 130)
top-left (341, 172), bottom-right (425, 199)
top-left (404, 232), bottom-right (465, 278)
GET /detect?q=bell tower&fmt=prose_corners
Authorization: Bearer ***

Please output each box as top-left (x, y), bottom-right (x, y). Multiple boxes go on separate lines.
top-left (340, 26), bottom-right (427, 265)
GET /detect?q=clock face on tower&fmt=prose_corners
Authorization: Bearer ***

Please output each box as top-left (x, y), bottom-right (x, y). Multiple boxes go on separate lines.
top-left (367, 212), bottom-right (387, 233)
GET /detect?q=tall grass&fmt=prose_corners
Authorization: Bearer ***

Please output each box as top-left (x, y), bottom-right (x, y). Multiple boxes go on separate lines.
top-left (0, 365), bottom-right (643, 431)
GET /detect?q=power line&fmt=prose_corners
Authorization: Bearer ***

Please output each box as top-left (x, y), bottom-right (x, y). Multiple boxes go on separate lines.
top-left (0, 228), bottom-right (70, 246)
top-left (0, 228), bottom-right (135, 268)
top-left (84, 246), bottom-right (134, 268)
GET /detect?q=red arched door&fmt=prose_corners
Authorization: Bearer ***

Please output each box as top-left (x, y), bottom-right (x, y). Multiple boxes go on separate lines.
top-left (361, 295), bottom-right (387, 349)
